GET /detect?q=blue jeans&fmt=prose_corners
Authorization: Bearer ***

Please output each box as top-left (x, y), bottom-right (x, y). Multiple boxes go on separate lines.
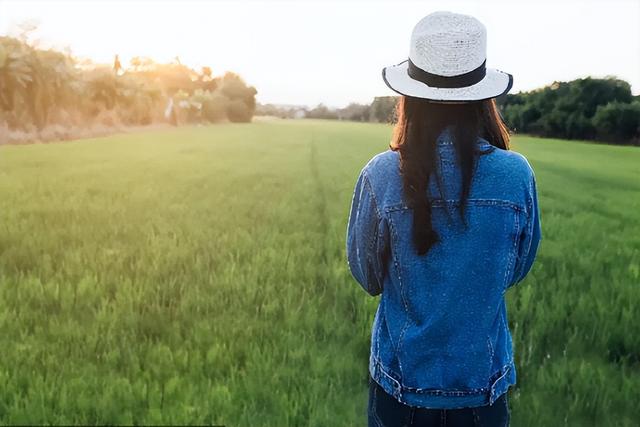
top-left (368, 376), bottom-right (510, 427)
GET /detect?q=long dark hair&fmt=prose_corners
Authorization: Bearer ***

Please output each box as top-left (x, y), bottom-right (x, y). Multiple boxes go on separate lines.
top-left (389, 97), bottom-right (510, 255)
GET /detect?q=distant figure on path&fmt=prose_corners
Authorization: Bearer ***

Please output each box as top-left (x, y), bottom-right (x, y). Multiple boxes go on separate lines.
top-left (346, 11), bottom-right (541, 427)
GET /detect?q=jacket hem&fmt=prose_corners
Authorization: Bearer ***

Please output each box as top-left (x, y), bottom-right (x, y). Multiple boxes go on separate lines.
top-left (368, 354), bottom-right (516, 409)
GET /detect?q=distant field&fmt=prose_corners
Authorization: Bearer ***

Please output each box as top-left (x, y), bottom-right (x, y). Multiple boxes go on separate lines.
top-left (0, 120), bottom-right (638, 426)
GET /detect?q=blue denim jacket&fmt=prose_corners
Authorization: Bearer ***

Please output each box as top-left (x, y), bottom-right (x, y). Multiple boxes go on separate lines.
top-left (346, 128), bottom-right (541, 409)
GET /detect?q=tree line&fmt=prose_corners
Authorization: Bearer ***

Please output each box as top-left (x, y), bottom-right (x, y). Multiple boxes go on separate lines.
top-left (259, 77), bottom-right (639, 146)
top-left (0, 32), bottom-right (257, 144)
top-left (256, 97), bottom-right (397, 123)
top-left (498, 77), bottom-right (639, 145)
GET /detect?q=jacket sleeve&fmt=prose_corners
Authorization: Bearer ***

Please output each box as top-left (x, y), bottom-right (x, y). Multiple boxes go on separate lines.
top-left (346, 168), bottom-right (389, 296)
top-left (509, 173), bottom-right (542, 288)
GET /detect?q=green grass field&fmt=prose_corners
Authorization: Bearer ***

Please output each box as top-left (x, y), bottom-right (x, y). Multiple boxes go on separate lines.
top-left (0, 120), bottom-right (638, 426)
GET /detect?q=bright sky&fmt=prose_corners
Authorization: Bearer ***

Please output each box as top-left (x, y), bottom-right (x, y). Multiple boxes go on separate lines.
top-left (1, 0), bottom-right (639, 108)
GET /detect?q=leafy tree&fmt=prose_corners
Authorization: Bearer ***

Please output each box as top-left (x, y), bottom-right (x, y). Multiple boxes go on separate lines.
top-left (202, 92), bottom-right (229, 123)
top-left (338, 103), bottom-right (371, 122)
top-left (593, 101), bottom-right (640, 143)
top-left (370, 96), bottom-right (398, 123)
top-left (226, 99), bottom-right (253, 123)
top-left (306, 104), bottom-right (338, 120)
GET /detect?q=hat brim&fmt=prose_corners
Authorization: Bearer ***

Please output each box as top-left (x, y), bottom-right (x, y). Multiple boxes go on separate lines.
top-left (382, 60), bottom-right (513, 102)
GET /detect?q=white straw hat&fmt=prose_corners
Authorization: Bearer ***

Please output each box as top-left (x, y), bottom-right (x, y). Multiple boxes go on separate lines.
top-left (382, 11), bottom-right (513, 102)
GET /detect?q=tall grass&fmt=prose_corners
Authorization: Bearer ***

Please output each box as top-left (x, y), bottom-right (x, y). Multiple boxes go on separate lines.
top-left (0, 120), bottom-right (638, 425)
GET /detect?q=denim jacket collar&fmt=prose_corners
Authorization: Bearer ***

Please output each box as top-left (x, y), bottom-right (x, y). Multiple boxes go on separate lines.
top-left (437, 126), bottom-right (494, 151)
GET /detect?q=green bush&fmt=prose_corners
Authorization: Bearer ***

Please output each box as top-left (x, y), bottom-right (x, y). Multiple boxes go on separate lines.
top-left (202, 93), bottom-right (229, 123)
top-left (593, 101), bottom-right (640, 143)
top-left (226, 99), bottom-right (253, 123)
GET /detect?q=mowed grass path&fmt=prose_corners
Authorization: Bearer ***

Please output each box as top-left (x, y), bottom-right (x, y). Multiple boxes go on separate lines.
top-left (0, 120), bottom-right (638, 426)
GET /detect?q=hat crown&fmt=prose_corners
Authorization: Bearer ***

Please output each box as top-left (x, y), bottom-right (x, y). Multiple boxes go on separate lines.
top-left (409, 11), bottom-right (487, 77)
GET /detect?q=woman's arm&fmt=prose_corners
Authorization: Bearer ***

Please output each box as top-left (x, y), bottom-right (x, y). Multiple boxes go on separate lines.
top-left (346, 169), bottom-right (389, 296)
top-left (510, 173), bottom-right (542, 288)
